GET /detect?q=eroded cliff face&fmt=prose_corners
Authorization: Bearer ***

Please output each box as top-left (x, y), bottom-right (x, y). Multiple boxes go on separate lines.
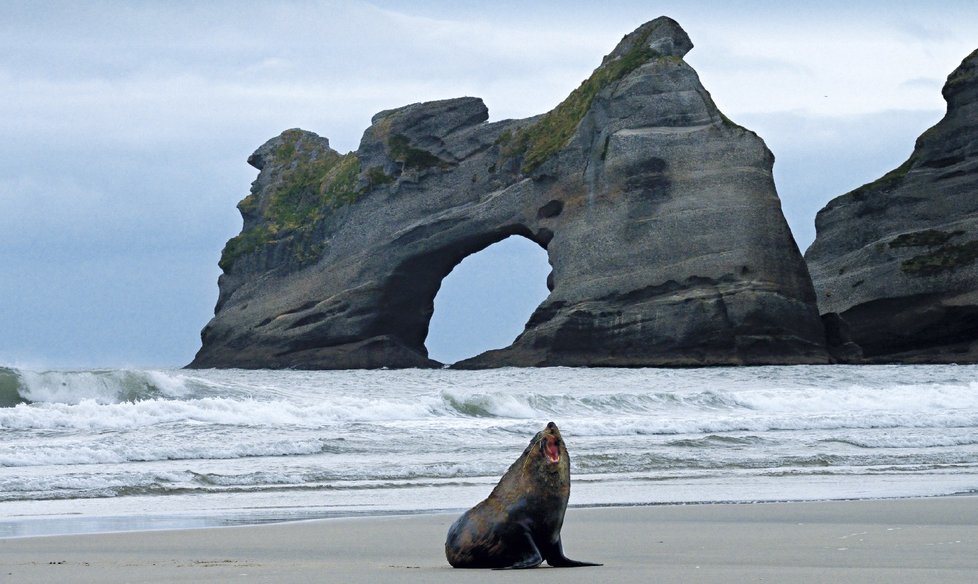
top-left (190, 17), bottom-right (829, 369)
top-left (805, 48), bottom-right (978, 363)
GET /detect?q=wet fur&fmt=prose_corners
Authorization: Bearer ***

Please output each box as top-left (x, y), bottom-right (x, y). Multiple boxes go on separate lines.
top-left (445, 422), bottom-right (601, 569)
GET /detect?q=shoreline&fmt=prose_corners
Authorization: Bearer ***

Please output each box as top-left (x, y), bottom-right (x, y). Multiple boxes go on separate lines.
top-left (2, 496), bottom-right (976, 583)
top-left (3, 491), bottom-right (977, 540)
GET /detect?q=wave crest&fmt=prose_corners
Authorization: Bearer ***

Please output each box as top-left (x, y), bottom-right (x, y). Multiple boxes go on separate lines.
top-left (0, 367), bottom-right (196, 406)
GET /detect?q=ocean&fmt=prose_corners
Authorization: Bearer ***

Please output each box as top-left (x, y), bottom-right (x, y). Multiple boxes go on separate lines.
top-left (2, 365), bottom-right (977, 538)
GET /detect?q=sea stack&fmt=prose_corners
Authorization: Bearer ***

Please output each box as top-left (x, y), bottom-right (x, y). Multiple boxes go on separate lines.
top-left (190, 17), bottom-right (829, 369)
top-left (805, 48), bottom-right (978, 363)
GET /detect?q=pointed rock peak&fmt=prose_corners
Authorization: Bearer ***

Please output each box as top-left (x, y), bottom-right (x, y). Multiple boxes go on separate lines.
top-left (603, 16), bottom-right (693, 64)
top-left (943, 48), bottom-right (978, 107)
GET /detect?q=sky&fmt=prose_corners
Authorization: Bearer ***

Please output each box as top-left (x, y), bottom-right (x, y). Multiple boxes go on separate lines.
top-left (2, 1), bottom-right (977, 368)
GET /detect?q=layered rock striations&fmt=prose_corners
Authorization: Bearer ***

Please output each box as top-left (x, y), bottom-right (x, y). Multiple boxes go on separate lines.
top-left (190, 17), bottom-right (829, 369)
top-left (805, 48), bottom-right (978, 363)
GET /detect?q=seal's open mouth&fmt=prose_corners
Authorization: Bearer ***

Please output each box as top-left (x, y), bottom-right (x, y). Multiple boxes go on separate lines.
top-left (544, 436), bottom-right (560, 464)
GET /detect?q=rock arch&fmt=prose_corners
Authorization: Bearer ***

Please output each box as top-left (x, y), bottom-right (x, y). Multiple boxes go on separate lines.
top-left (425, 234), bottom-right (552, 364)
top-left (190, 17), bottom-right (829, 369)
top-left (374, 224), bottom-right (550, 362)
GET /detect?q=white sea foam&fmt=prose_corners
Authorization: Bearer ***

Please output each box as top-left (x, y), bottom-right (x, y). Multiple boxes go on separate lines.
top-left (1, 365), bottom-right (977, 537)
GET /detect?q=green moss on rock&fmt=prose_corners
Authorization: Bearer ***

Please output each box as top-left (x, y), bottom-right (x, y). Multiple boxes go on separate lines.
top-left (219, 148), bottom-right (363, 272)
top-left (265, 151), bottom-right (361, 231)
top-left (321, 153), bottom-right (362, 207)
top-left (507, 30), bottom-right (670, 174)
top-left (219, 225), bottom-right (272, 272)
top-left (236, 193), bottom-right (260, 216)
top-left (387, 134), bottom-right (445, 170)
top-left (890, 228), bottom-right (965, 248)
top-left (366, 165), bottom-right (395, 187)
top-left (944, 49), bottom-right (978, 93)
top-left (848, 156), bottom-right (916, 200)
top-left (901, 239), bottom-right (978, 276)
top-left (889, 228), bottom-right (976, 278)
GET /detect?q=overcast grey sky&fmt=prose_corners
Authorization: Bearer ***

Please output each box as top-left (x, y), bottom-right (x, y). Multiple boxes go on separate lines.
top-left (2, 1), bottom-right (977, 368)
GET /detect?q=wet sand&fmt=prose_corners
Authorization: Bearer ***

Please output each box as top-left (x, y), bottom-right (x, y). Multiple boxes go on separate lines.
top-left (2, 497), bottom-right (976, 583)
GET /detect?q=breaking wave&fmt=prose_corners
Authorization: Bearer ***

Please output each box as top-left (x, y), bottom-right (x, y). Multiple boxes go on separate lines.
top-left (0, 366), bottom-right (199, 407)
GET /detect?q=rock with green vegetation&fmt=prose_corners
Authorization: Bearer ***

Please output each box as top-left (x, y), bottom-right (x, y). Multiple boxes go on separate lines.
top-left (190, 17), bottom-right (829, 370)
top-left (805, 48), bottom-right (978, 363)
top-left (216, 129), bottom-right (361, 276)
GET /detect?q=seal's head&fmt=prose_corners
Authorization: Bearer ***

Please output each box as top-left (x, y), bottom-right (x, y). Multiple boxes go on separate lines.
top-left (522, 421), bottom-right (570, 479)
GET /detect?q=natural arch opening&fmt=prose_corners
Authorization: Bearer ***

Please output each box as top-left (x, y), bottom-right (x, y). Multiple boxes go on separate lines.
top-left (425, 235), bottom-right (551, 364)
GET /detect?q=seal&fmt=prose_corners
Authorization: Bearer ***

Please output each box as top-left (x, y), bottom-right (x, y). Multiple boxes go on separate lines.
top-left (444, 421), bottom-right (601, 569)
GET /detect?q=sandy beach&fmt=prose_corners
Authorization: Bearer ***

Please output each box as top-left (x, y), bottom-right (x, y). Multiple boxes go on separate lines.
top-left (2, 497), bottom-right (976, 583)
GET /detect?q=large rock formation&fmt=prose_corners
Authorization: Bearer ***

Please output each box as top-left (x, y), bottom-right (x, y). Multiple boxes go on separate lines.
top-left (189, 17), bottom-right (829, 369)
top-left (805, 48), bottom-right (978, 363)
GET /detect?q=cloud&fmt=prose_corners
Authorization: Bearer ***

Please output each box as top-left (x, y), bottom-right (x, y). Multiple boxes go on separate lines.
top-left (895, 20), bottom-right (953, 43)
top-left (691, 24), bottom-right (975, 117)
top-left (900, 76), bottom-right (945, 90)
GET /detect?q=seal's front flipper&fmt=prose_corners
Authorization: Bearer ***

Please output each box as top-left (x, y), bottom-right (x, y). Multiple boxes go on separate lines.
top-left (503, 551), bottom-right (544, 570)
top-left (493, 531), bottom-right (544, 570)
top-left (543, 537), bottom-right (602, 568)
